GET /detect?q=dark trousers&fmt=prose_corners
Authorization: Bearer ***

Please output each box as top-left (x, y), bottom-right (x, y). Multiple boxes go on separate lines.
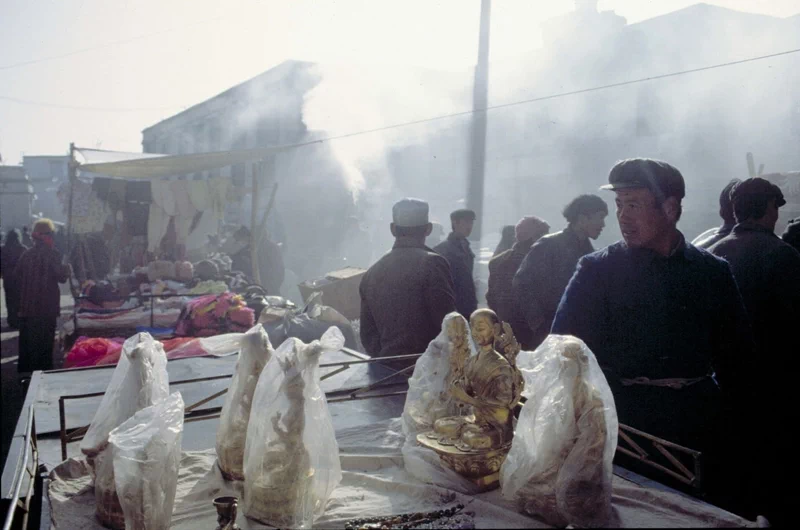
top-left (17, 316), bottom-right (57, 374)
top-left (4, 288), bottom-right (20, 328)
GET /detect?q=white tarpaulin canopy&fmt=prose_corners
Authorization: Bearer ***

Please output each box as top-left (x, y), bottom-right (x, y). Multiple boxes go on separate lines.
top-left (74, 144), bottom-right (314, 180)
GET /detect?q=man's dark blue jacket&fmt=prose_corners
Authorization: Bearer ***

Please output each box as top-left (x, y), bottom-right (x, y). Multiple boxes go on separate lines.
top-left (551, 235), bottom-right (753, 448)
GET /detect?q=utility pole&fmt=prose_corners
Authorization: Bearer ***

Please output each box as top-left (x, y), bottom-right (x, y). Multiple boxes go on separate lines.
top-left (466, 0), bottom-right (491, 242)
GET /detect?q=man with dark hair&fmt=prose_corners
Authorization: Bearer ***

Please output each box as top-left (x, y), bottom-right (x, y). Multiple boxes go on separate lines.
top-left (359, 198), bottom-right (456, 367)
top-left (487, 216), bottom-right (550, 348)
top-left (708, 178), bottom-right (799, 526)
top-left (512, 194), bottom-right (607, 350)
top-left (551, 159), bottom-right (753, 507)
top-left (692, 178), bottom-right (741, 249)
top-left (434, 209), bottom-right (478, 319)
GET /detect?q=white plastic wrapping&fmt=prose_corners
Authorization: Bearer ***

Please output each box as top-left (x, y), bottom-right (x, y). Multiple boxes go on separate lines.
top-left (81, 333), bottom-right (170, 458)
top-left (500, 335), bottom-right (618, 528)
top-left (400, 312), bottom-right (484, 494)
top-left (243, 327), bottom-right (345, 529)
top-left (216, 324), bottom-right (274, 480)
top-left (80, 333), bottom-right (169, 529)
top-left (108, 392), bottom-right (185, 530)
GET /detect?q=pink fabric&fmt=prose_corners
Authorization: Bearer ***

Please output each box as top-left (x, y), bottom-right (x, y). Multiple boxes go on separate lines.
top-left (228, 307), bottom-right (255, 327)
top-left (65, 335), bottom-right (214, 367)
top-left (64, 337), bottom-right (125, 368)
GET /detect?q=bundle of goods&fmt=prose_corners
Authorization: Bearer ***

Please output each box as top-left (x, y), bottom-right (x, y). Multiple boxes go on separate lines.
top-left (500, 335), bottom-right (618, 528)
top-left (257, 291), bottom-right (358, 350)
top-left (174, 292), bottom-right (254, 337)
top-left (80, 333), bottom-right (169, 530)
top-left (146, 260), bottom-right (176, 283)
top-left (243, 327), bottom-right (345, 528)
top-left (65, 337), bottom-right (126, 368)
top-left (78, 280), bottom-right (140, 312)
top-left (216, 324), bottom-right (274, 480)
top-left (108, 392), bottom-right (185, 530)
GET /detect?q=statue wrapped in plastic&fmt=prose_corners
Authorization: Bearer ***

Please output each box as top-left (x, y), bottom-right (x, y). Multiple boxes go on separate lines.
top-left (80, 333), bottom-right (169, 530)
top-left (108, 392), bottom-right (185, 530)
top-left (500, 335), bottom-right (618, 528)
top-left (216, 324), bottom-right (274, 480)
top-left (242, 327), bottom-right (345, 529)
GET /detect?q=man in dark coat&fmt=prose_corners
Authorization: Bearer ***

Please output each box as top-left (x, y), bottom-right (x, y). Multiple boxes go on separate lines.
top-left (359, 198), bottom-right (456, 368)
top-left (14, 219), bottom-right (71, 375)
top-left (692, 178), bottom-right (740, 249)
top-left (551, 159), bottom-right (754, 510)
top-left (434, 209), bottom-right (477, 319)
top-left (708, 178), bottom-right (800, 526)
top-left (0, 229), bottom-right (28, 329)
top-left (486, 216), bottom-right (549, 348)
top-left (512, 194), bottom-right (608, 350)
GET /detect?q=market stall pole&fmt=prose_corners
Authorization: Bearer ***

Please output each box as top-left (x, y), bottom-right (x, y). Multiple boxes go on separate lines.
top-left (249, 159), bottom-right (279, 291)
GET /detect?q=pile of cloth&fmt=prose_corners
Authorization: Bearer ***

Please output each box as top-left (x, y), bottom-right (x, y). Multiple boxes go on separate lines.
top-left (64, 336), bottom-right (210, 368)
top-left (174, 292), bottom-right (255, 337)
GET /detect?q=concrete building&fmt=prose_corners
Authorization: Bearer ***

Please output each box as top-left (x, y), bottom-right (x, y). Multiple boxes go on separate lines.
top-left (22, 155), bottom-right (69, 223)
top-left (0, 166), bottom-right (35, 231)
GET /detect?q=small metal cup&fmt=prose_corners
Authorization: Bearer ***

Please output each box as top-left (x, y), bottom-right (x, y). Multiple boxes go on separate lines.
top-left (213, 496), bottom-right (240, 530)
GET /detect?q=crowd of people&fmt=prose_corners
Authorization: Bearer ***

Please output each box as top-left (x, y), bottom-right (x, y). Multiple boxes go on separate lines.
top-left (2, 156), bottom-right (798, 523)
top-left (358, 157), bottom-right (799, 525)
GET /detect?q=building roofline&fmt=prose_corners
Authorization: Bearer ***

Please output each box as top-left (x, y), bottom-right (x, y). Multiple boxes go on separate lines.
top-left (141, 59), bottom-right (314, 135)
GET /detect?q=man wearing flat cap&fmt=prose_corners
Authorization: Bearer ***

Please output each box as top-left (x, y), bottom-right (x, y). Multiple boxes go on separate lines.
top-left (359, 199), bottom-right (456, 367)
top-left (551, 158), bottom-right (754, 507)
top-left (708, 177), bottom-right (799, 526)
top-left (434, 209), bottom-right (478, 319)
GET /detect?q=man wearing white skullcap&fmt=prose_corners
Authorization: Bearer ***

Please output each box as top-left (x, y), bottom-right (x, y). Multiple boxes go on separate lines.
top-left (359, 198), bottom-right (456, 366)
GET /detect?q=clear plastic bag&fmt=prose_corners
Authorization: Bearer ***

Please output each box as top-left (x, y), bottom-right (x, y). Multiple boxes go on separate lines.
top-left (108, 391), bottom-right (185, 530)
top-left (243, 327), bottom-right (345, 529)
top-left (400, 312), bottom-right (484, 494)
top-left (80, 333), bottom-right (170, 529)
top-left (216, 324), bottom-right (274, 480)
top-left (500, 335), bottom-right (618, 528)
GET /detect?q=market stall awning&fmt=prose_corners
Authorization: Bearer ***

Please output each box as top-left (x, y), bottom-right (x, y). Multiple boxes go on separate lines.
top-left (75, 144), bottom-right (310, 180)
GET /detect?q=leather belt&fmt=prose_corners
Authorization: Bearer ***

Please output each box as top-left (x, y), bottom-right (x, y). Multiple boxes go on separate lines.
top-left (620, 376), bottom-right (708, 390)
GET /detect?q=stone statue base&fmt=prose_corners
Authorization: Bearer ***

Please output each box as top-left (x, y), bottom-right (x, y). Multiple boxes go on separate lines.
top-left (416, 433), bottom-right (511, 492)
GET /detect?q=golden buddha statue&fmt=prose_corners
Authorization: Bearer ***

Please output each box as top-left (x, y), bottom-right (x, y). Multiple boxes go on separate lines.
top-left (417, 309), bottom-right (524, 490)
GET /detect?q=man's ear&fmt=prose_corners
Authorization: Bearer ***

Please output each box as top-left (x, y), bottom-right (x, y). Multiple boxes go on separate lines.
top-left (424, 223), bottom-right (433, 237)
top-left (662, 197), bottom-right (680, 223)
top-left (390, 223), bottom-right (398, 237)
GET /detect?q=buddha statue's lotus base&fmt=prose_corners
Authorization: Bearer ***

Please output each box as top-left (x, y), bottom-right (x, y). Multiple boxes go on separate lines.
top-left (416, 433), bottom-right (511, 492)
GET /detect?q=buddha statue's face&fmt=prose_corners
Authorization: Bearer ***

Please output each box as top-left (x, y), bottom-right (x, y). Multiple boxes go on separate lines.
top-left (470, 315), bottom-right (495, 348)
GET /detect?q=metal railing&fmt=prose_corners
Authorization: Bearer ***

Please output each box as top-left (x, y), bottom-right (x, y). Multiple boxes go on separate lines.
top-left (2, 407), bottom-right (39, 530)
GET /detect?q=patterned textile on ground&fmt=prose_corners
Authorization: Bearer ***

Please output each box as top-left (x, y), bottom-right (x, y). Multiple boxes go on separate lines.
top-left (174, 292), bottom-right (255, 337)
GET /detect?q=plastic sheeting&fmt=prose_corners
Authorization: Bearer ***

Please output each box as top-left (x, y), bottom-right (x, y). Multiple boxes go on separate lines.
top-left (243, 328), bottom-right (344, 528)
top-left (109, 392), bottom-right (185, 530)
top-left (47, 419), bottom-right (761, 530)
top-left (501, 335), bottom-right (618, 528)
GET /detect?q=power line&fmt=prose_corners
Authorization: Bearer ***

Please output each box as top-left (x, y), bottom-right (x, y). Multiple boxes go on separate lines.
top-left (0, 15), bottom-right (226, 71)
top-left (0, 47), bottom-right (796, 121)
top-left (303, 48), bottom-right (800, 144)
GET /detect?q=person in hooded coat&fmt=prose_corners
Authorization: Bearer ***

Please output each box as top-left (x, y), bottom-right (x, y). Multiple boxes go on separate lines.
top-left (14, 219), bottom-right (71, 375)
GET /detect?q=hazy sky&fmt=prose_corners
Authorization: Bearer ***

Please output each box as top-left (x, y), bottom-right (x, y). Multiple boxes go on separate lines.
top-left (1, 0), bottom-right (798, 165)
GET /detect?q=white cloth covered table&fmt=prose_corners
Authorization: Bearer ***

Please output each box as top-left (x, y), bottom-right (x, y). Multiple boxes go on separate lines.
top-left (47, 418), bottom-right (757, 529)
